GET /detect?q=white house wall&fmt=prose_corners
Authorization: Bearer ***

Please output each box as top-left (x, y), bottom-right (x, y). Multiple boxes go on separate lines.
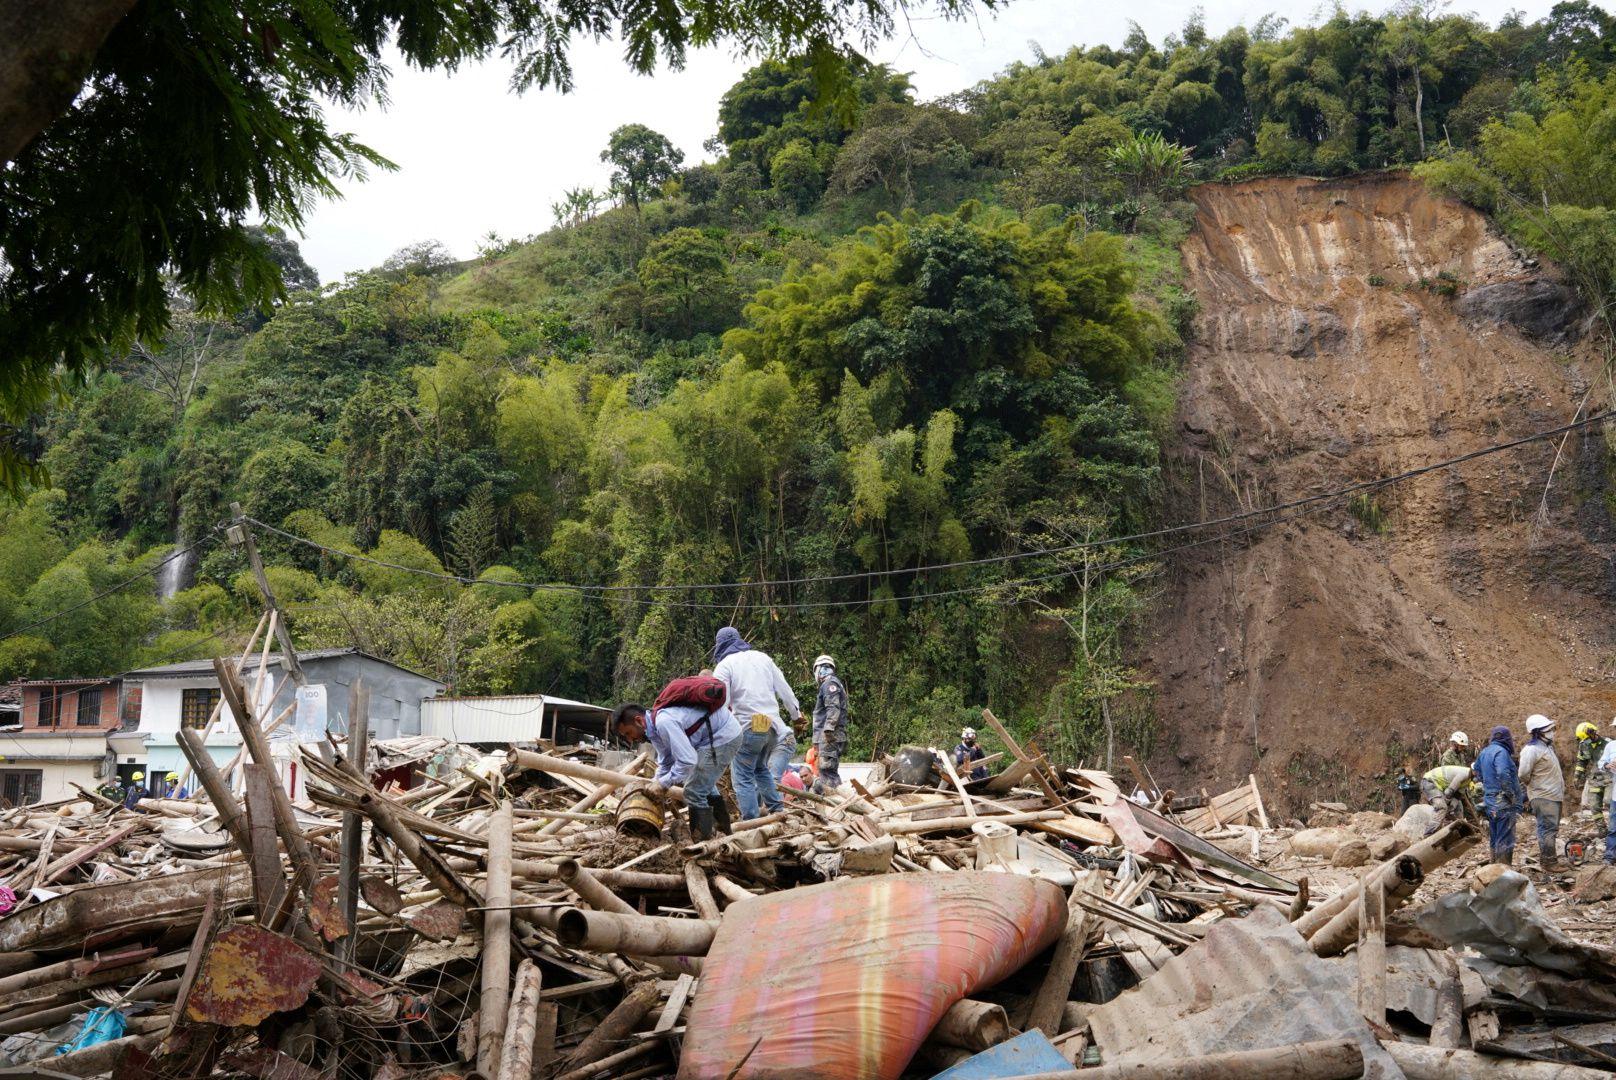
top-left (137, 673), bottom-right (278, 743)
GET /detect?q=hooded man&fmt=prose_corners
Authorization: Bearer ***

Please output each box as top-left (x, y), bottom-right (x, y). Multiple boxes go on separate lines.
top-left (1518, 713), bottom-right (1566, 872)
top-left (810, 654), bottom-right (847, 794)
top-left (1474, 726), bottom-right (1523, 866)
top-left (711, 626), bottom-right (802, 820)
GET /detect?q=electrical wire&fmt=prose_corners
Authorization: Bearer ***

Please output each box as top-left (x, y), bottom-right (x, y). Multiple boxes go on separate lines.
top-left (244, 408), bottom-right (1615, 607)
top-left (0, 530), bottom-right (220, 644)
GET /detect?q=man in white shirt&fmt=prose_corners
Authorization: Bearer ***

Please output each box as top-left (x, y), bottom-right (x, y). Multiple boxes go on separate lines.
top-left (712, 626), bottom-right (802, 819)
top-left (1598, 735), bottom-right (1616, 866)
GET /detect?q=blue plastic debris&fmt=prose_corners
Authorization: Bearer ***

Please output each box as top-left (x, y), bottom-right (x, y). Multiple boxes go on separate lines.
top-left (928, 1029), bottom-right (1071, 1079)
top-left (55, 1007), bottom-right (126, 1056)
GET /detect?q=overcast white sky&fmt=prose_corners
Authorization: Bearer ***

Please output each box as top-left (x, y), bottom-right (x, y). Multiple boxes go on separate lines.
top-left (297, 0), bottom-right (1558, 281)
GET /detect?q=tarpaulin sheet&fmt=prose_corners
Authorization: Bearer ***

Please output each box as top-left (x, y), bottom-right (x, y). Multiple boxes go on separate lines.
top-left (1413, 866), bottom-right (1616, 977)
top-left (678, 871), bottom-right (1065, 1080)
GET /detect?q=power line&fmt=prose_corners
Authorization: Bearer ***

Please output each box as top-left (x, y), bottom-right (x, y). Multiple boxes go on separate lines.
top-left (0, 532), bottom-right (220, 644)
top-left (245, 409), bottom-right (1614, 606)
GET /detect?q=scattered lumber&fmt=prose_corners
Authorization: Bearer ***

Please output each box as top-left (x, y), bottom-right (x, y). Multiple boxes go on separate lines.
top-left (0, 672), bottom-right (1608, 1080)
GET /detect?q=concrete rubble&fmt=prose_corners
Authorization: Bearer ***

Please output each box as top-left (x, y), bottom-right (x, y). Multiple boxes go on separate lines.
top-left (0, 665), bottom-right (1613, 1079)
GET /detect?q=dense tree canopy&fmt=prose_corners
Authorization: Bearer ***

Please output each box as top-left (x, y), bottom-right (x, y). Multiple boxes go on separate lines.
top-left (4, 4), bottom-right (1615, 765)
top-left (0, 0), bottom-right (997, 490)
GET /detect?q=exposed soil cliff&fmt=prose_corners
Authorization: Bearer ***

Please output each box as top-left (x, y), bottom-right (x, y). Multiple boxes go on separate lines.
top-left (1144, 173), bottom-right (1615, 815)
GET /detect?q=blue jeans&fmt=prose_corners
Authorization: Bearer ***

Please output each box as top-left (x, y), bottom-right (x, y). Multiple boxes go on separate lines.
top-left (1604, 801), bottom-right (1615, 865)
top-left (767, 731), bottom-right (797, 782)
top-left (1486, 801), bottom-right (1518, 861)
top-left (731, 727), bottom-right (783, 819)
top-left (682, 734), bottom-right (741, 811)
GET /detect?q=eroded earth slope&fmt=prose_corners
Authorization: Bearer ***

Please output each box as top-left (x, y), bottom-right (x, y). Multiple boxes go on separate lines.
top-left (1145, 173), bottom-right (1615, 814)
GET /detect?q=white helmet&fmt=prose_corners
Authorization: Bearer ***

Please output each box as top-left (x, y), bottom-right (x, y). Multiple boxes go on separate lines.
top-left (961, 727), bottom-right (977, 740)
top-left (813, 654), bottom-right (836, 670)
top-left (1525, 713), bottom-right (1554, 733)
top-left (1449, 731), bottom-right (1469, 747)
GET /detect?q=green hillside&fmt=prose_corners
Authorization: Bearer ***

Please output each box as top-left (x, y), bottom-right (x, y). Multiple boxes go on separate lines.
top-left (5, 5), bottom-right (1614, 763)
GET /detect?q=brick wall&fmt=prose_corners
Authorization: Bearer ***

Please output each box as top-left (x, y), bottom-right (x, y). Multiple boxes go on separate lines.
top-left (19, 682), bottom-right (123, 730)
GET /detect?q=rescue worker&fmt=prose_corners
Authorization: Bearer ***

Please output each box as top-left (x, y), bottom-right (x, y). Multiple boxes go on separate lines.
top-left (96, 778), bottom-right (122, 801)
top-left (1475, 726), bottom-right (1522, 866)
top-left (121, 771), bottom-right (146, 809)
top-left (1419, 764), bottom-right (1473, 828)
top-left (611, 693), bottom-right (742, 842)
top-left (1439, 730), bottom-right (1472, 768)
top-left (810, 654), bottom-right (847, 795)
top-left (1598, 733), bottom-right (1616, 866)
top-left (711, 626), bottom-right (802, 820)
top-left (1395, 766), bottom-right (1420, 812)
top-left (1576, 721), bottom-right (1610, 814)
top-left (953, 727), bottom-right (988, 782)
top-left (161, 772), bottom-right (183, 798)
top-left (1518, 714), bottom-right (1565, 873)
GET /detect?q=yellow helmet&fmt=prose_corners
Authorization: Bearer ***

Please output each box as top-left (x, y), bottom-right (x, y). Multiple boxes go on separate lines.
top-left (131, 771), bottom-right (144, 781)
top-left (1577, 721), bottom-right (1600, 741)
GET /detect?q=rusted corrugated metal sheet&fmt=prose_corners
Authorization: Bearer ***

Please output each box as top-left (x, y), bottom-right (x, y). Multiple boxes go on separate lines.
top-left (1086, 905), bottom-right (1405, 1078)
top-left (309, 874), bottom-right (349, 943)
top-left (408, 900), bottom-right (464, 942)
top-left (186, 926), bottom-right (321, 1027)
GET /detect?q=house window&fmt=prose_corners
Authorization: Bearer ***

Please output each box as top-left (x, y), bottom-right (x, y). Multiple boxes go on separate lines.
top-left (0, 769), bottom-right (43, 807)
top-left (181, 687), bottom-right (221, 729)
top-left (38, 688), bottom-right (59, 727)
top-left (77, 687), bottom-right (103, 726)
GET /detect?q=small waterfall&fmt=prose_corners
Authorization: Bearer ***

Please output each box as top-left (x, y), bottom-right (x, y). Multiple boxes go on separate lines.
top-left (156, 537), bottom-right (197, 600)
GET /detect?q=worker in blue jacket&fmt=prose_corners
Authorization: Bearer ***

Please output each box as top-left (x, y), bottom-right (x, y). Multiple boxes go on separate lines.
top-left (1475, 725), bottom-right (1525, 866)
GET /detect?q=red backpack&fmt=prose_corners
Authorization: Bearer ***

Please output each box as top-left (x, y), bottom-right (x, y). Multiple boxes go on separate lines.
top-left (650, 675), bottom-right (728, 736)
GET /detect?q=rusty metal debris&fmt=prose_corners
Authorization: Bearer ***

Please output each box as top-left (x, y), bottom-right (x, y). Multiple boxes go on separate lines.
top-left (184, 926), bottom-right (322, 1028)
top-left (2, 674), bottom-right (1615, 1078)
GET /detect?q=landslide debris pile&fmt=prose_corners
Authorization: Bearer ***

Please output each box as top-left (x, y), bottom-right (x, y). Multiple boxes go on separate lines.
top-left (1148, 172), bottom-right (1615, 813)
top-left (1, 657), bottom-right (1614, 1078)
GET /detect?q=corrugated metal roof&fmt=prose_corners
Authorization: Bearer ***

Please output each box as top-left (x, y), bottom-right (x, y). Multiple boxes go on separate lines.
top-left (1086, 904), bottom-right (1404, 1077)
top-left (9, 677), bottom-right (121, 688)
top-left (124, 648), bottom-right (443, 685)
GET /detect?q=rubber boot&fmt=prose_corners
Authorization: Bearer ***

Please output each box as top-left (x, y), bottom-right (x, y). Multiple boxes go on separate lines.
top-left (689, 805), bottom-right (716, 841)
top-left (709, 795), bottom-right (732, 835)
top-left (1501, 847), bottom-right (1514, 867)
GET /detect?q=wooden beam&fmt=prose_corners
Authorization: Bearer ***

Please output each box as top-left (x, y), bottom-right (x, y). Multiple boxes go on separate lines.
top-left (980, 709), bottom-right (1063, 806)
top-left (479, 802), bottom-right (514, 1078)
top-left (242, 764), bottom-right (290, 927)
top-left (1357, 866), bottom-right (1386, 1025)
top-left (338, 678), bottom-right (369, 964)
top-left (937, 746), bottom-right (977, 820)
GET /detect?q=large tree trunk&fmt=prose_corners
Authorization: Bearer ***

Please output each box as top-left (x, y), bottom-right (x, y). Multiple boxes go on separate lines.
top-left (0, 0), bottom-right (138, 165)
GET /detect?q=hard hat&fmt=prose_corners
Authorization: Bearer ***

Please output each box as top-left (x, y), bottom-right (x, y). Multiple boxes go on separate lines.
top-left (131, 771), bottom-right (144, 780)
top-left (1449, 731), bottom-right (1469, 747)
top-left (1577, 722), bottom-right (1600, 740)
top-left (165, 772), bottom-right (179, 781)
top-left (961, 727), bottom-right (977, 740)
top-left (1525, 714), bottom-right (1554, 733)
top-left (813, 654), bottom-right (836, 670)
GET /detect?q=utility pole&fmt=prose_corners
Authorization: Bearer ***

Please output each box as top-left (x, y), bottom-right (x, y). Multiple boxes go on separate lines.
top-left (228, 502), bottom-right (307, 689)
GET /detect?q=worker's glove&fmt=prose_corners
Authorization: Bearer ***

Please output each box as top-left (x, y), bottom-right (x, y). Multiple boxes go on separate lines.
top-left (644, 781), bottom-right (668, 802)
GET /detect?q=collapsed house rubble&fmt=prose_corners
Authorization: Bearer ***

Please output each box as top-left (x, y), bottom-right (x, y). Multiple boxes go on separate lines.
top-left (1, 650), bottom-right (1614, 1080)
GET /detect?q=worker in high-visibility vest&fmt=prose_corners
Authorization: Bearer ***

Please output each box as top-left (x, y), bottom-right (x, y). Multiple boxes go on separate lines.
top-left (1421, 764), bottom-right (1475, 827)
